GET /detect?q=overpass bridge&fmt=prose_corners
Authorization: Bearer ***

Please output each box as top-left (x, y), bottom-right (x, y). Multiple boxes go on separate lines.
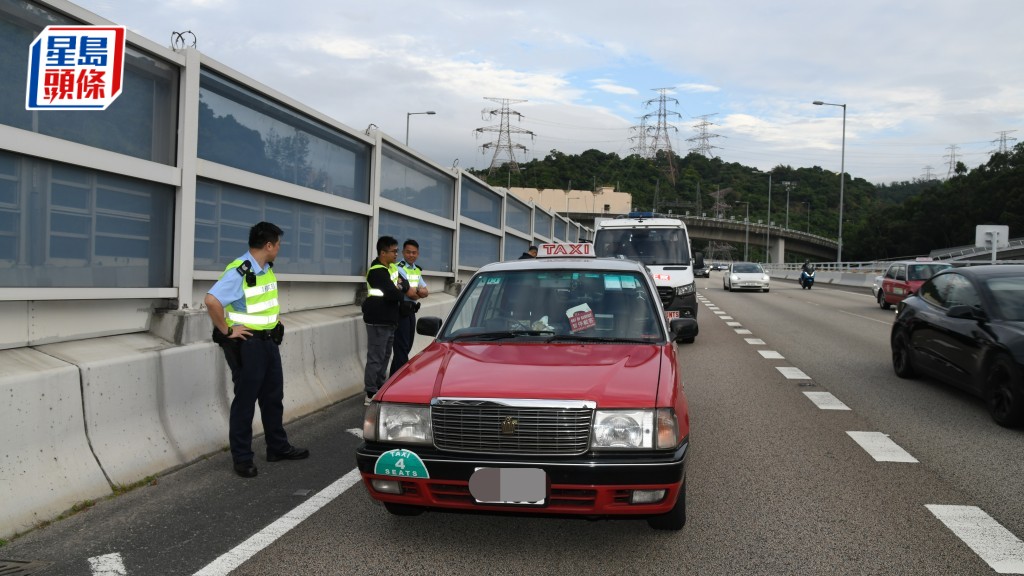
top-left (569, 211), bottom-right (838, 262)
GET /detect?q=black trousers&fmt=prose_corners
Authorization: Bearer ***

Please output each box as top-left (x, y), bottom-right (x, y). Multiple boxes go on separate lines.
top-left (389, 313), bottom-right (416, 376)
top-left (223, 336), bottom-right (290, 463)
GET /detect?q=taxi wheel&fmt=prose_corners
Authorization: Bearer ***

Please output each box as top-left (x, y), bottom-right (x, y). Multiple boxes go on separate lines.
top-left (878, 291), bottom-right (891, 310)
top-left (986, 354), bottom-right (1024, 428)
top-left (647, 481), bottom-right (686, 530)
top-left (383, 502), bottom-right (425, 516)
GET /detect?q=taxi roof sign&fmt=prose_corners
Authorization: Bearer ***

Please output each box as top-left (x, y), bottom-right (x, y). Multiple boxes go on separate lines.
top-left (537, 242), bottom-right (594, 258)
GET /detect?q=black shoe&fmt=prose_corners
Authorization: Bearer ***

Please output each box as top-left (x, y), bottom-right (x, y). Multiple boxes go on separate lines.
top-left (233, 461), bottom-right (258, 478)
top-left (267, 446), bottom-right (310, 462)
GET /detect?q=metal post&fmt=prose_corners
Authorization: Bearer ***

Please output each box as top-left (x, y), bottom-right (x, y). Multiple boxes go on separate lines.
top-left (812, 100), bottom-right (847, 264)
top-left (405, 110), bottom-right (436, 146)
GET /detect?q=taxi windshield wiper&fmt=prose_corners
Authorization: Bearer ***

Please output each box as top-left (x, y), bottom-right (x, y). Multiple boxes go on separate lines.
top-left (447, 330), bottom-right (551, 342)
top-left (543, 334), bottom-right (655, 344)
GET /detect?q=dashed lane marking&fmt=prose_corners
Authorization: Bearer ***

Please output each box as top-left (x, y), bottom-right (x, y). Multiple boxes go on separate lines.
top-left (89, 553), bottom-right (126, 576)
top-left (803, 391), bottom-right (851, 410)
top-left (347, 428), bottom-right (363, 439)
top-left (734, 329), bottom-right (752, 334)
top-left (727, 321), bottom-right (742, 327)
top-left (846, 431), bottom-right (918, 463)
top-left (745, 338), bottom-right (766, 345)
top-left (721, 316), bottom-right (734, 320)
top-left (926, 505), bottom-right (1024, 574)
top-left (777, 367), bottom-right (810, 379)
top-left (192, 469), bottom-right (363, 576)
top-left (759, 350), bottom-right (784, 359)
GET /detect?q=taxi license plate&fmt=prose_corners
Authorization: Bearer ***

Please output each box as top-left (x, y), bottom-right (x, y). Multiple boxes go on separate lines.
top-left (469, 467), bottom-right (546, 505)
top-left (666, 310), bottom-right (680, 319)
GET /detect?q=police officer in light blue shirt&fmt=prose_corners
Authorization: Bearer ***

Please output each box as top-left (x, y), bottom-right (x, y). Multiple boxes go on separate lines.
top-left (389, 239), bottom-right (429, 376)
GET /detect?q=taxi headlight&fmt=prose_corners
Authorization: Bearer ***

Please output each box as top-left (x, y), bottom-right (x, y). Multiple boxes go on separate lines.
top-left (675, 282), bottom-right (695, 296)
top-left (372, 404), bottom-right (432, 445)
top-left (592, 410), bottom-right (654, 449)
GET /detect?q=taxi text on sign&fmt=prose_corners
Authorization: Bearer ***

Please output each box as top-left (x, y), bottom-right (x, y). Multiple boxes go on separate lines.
top-left (26, 26), bottom-right (126, 110)
top-left (538, 243), bottom-right (593, 257)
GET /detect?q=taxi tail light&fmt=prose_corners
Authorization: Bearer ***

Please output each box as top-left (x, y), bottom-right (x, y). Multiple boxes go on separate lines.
top-left (655, 408), bottom-right (679, 449)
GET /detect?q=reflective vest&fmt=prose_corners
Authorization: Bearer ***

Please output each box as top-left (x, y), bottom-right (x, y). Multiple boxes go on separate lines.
top-left (366, 262), bottom-right (400, 298)
top-left (399, 261), bottom-right (422, 288)
top-left (222, 259), bottom-right (279, 330)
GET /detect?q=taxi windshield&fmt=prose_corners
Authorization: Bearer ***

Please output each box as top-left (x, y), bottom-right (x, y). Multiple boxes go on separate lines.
top-left (441, 269), bottom-right (664, 342)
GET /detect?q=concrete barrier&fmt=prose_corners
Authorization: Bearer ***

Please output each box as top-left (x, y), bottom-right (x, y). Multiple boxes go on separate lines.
top-left (0, 293), bottom-right (458, 539)
top-left (0, 348), bottom-right (111, 536)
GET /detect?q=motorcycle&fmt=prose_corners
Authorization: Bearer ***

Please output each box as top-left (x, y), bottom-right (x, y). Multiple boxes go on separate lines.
top-left (799, 268), bottom-right (816, 289)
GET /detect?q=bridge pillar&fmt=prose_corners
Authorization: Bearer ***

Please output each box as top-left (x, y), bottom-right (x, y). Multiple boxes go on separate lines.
top-left (768, 236), bottom-right (785, 264)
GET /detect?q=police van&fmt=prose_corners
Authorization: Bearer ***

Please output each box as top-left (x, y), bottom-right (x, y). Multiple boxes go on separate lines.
top-left (594, 213), bottom-right (702, 342)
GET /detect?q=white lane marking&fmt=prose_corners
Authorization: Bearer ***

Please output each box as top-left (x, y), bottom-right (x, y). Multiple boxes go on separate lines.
top-left (839, 309), bottom-right (893, 326)
top-left (926, 505), bottom-right (1024, 573)
top-left (726, 321), bottom-right (742, 327)
top-left (347, 428), bottom-right (363, 439)
top-left (714, 311), bottom-right (726, 315)
top-left (745, 338), bottom-right (766, 345)
top-left (803, 391), bottom-right (851, 410)
top-left (89, 553), bottom-right (127, 576)
top-left (777, 366), bottom-right (810, 379)
top-left (734, 329), bottom-right (752, 334)
top-left (192, 469), bottom-right (363, 576)
top-left (846, 431), bottom-right (918, 463)
top-left (759, 350), bottom-right (784, 359)
top-left (721, 316), bottom-right (734, 320)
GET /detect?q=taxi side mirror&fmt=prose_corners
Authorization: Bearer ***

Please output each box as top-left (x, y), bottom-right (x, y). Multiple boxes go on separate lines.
top-left (417, 316), bottom-right (442, 337)
top-left (670, 317), bottom-right (698, 343)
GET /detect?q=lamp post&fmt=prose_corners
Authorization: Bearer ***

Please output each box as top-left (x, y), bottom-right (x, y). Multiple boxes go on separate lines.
top-left (812, 100), bottom-right (846, 263)
top-left (736, 201), bottom-right (750, 261)
top-left (754, 170), bottom-right (772, 263)
top-left (405, 111), bottom-right (436, 146)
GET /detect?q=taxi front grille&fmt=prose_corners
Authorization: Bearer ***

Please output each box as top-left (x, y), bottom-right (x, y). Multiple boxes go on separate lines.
top-left (432, 405), bottom-right (593, 456)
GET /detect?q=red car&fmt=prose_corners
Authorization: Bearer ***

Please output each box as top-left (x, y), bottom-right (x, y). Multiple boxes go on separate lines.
top-left (356, 244), bottom-right (698, 530)
top-left (877, 260), bottom-right (952, 309)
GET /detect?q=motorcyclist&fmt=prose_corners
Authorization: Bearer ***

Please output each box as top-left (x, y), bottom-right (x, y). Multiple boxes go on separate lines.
top-left (801, 260), bottom-right (814, 274)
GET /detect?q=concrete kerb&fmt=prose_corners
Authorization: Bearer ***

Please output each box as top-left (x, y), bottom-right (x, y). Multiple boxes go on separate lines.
top-left (0, 348), bottom-right (111, 537)
top-left (1, 294), bottom-right (459, 539)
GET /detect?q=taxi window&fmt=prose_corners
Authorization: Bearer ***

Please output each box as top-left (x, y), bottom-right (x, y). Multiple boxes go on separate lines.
top-left (895, 265), bottom-right (907, 281)
top-left (884, 265), bottom-right (897, 280)
top-left (441, 269), bottom-right (663, 341)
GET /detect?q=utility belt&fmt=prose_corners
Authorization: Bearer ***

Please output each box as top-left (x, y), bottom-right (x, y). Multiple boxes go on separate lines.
top-left (212, 322), bottom-right (285, 347)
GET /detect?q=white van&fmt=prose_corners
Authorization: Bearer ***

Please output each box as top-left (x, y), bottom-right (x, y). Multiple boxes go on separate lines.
top-left (594, 213), bottom-right (703, 342)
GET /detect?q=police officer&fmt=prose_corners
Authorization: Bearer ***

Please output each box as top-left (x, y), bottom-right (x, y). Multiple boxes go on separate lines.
top-left (362, 236), bottom-right (410, 405)
top-left (205, 222), bottom-right (308, 479)
top-left (389, 239), bottom-right (429, 376)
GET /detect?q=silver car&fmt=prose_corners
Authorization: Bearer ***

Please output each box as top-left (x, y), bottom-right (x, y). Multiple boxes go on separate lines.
top-left (724, 262), bottom-right (770, 292)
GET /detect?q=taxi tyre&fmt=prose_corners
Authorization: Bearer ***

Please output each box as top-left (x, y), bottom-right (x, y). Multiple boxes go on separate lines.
top-left (384, 502), bottom-right (425, 516)
top-left (878, 291), bottom-right (891, 310)
top-left (986, 354), bottom-right (1024, 428)
top-left (647, 478), bottom-right (686, 530)
top-left (891, 330), bottom-right (917, 379)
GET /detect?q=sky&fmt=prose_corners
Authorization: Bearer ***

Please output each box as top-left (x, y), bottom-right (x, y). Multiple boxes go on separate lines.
top-left (70, 0), bottom-right (1024, 185)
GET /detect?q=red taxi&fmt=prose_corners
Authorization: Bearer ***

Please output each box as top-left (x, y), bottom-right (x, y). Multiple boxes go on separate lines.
top-left (356, 243), bottom-right (698, 529)
top-left (877, 259), bottom-right (952, 309)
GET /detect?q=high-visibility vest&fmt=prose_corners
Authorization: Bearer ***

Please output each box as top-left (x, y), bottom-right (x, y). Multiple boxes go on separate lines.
top-left (399, 261), bottom-right (422, 288)
top-left (366, 262), bottom-right (399, 297)
top-left (222, 259), bottom-right (279, 330)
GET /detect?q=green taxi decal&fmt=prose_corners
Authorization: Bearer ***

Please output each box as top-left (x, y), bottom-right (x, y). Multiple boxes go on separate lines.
top-left (374, 448), bottom-right (430, 479)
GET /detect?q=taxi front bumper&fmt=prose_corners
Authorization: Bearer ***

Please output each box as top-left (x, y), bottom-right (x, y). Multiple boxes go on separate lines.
top-left (355, 440), bottom-right (688, 516)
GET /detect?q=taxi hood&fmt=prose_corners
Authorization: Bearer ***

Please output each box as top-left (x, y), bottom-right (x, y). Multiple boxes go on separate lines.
top-left (381, 342), bottom-right (666, 408)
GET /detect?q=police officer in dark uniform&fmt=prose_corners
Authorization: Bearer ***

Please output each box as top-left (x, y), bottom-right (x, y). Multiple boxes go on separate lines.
top-left (205, 222), bottom-right (309, 478)
top-left (362, 235), bottom-right (409, 405)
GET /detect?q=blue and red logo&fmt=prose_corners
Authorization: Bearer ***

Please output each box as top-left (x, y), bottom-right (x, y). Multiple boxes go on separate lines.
top-left (26, 26), bottom-right (126, 110)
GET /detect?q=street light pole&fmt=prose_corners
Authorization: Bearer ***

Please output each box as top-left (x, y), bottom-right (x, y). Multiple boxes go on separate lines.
top-left (754, 170), bottom-right (772, 263)
top-left (736, 201), bottom-right (750, 260)
top-left (812, 100), bottom-right (846, 263)
top-left (405, 110), bottom-right (436, 146)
